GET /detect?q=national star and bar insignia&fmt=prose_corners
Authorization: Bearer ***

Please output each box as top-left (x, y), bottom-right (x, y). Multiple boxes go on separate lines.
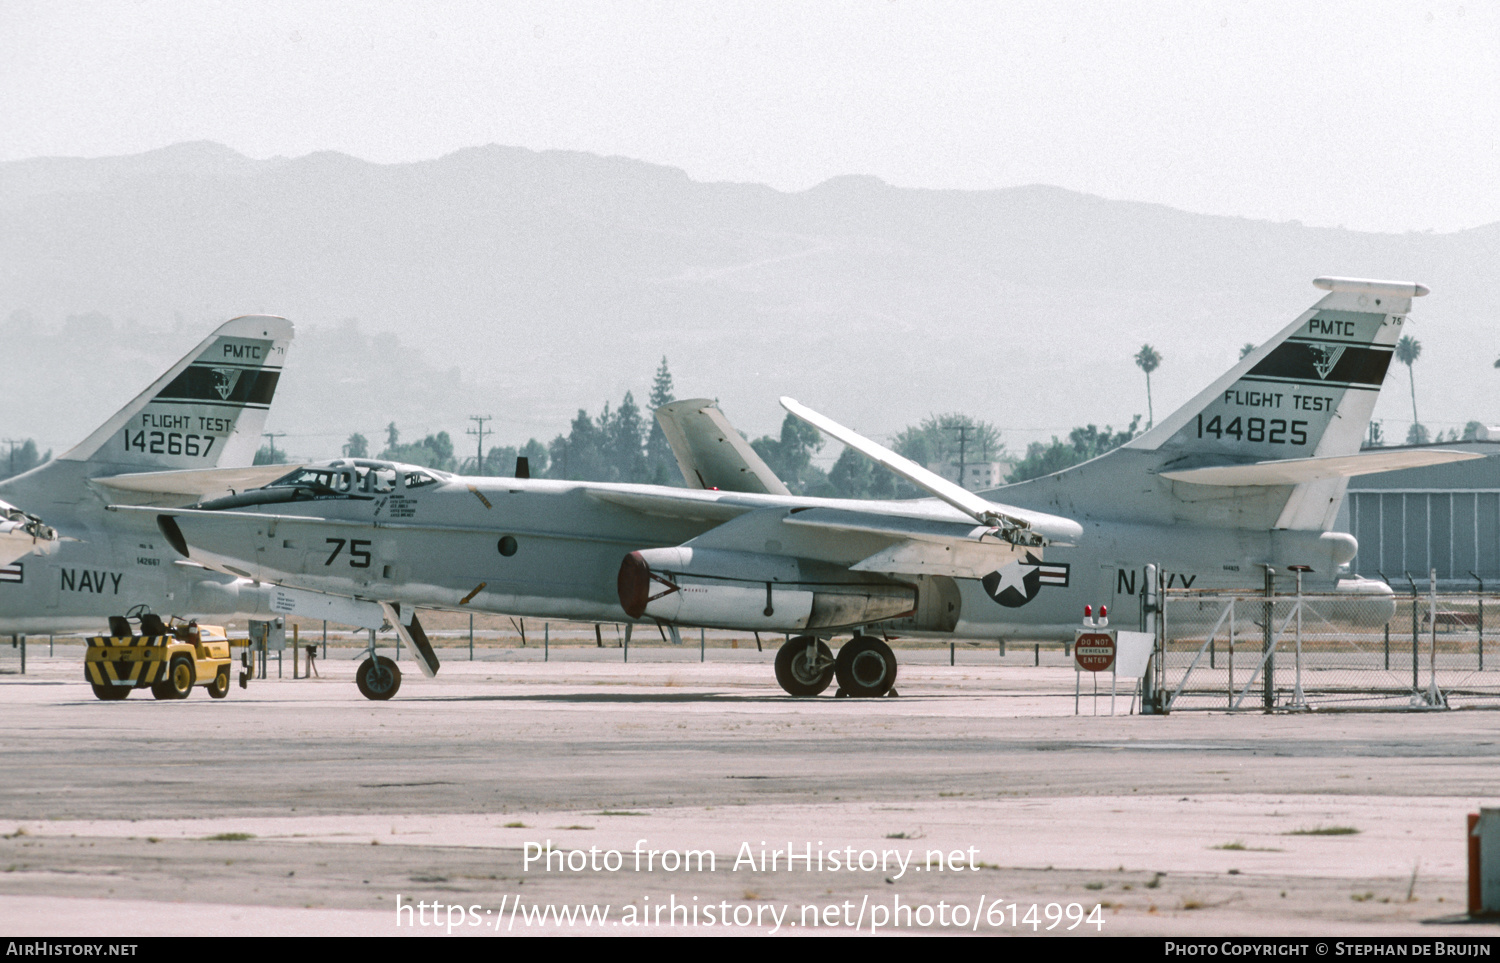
top-left (981, 552), bottom-right (1069, 608)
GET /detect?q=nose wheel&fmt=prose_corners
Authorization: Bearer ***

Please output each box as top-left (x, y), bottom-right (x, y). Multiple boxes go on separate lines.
top-left (356, 655), bottom-right (402, 700)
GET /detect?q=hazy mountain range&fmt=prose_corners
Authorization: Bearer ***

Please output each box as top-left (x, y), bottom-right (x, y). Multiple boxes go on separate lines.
top-left (3, 141), bottom-right (1496, 462)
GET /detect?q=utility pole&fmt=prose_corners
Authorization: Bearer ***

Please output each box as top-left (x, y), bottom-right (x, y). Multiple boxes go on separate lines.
top-left (467, 415), bottom-right (493, 474)
top-left (2, 439), bottom-right (20, 478)
top-left (261, 432), bottom-right (286, 464)
top-left (946, 423), bottom-right (971, 490)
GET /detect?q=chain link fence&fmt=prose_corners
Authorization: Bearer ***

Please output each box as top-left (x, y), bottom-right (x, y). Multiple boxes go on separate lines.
top-left (1160, 585), bottom-right (1500, 711)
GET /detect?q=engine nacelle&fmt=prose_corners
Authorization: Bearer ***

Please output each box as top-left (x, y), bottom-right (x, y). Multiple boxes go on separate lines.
top-left (618, 547), bottom-right (916, 633)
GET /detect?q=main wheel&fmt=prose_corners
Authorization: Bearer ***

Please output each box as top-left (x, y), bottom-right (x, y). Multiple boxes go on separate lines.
top-left (91, 683), bottom-right (131, 701)
top-left (356, 656), bottom-right (402, 701)
top-left (206, 666), bottom-right (230, 699)
top-left (774, 636), bottom-right (834, 696)
top-left (833, 636), bottom-right (898, 698)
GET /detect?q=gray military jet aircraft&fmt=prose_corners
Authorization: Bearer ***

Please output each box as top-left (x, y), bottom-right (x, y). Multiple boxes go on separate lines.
top-left (0, 316), bottom-right (384, 637)
top-left (150, 277), bottom-right (1478, 700)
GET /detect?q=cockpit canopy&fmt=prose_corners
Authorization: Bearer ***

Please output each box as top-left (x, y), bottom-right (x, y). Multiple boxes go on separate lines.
top-left (198, 459), bottom-right (450, 511)
top-left (266, 459), bottom-right (450, 495)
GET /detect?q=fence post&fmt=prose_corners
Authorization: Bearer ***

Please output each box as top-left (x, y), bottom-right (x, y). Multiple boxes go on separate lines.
top-left (1228, 599), bottom-right (1235, 706)
top-left (1405, 573), bottom-right (1419, 694)
top-left (1140, 563), bottom-right (1161, 714)
top-left (1290, 569), bottom-right (1307, 708)
top-left (1262, 566), bottom-right (1276, 712)
top-left (1427, 568), bottom-right (1445, 707)
top-left (1472, 572), bottom-right (1485, 671)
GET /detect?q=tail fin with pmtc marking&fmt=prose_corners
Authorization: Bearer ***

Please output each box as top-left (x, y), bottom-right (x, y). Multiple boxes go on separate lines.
top-left (995, 278), bottom-right (1451, 531)
top-left (0, 316), bottom-right (292, 507)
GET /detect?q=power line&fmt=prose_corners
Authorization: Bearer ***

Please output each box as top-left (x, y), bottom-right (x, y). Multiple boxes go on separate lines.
top-left (467, 415), bottom-right (493, 472)
top-left (262, 431), bottom-right (286, 463)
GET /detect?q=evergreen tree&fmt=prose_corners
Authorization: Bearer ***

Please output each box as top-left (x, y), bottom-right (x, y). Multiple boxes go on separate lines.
top-left (549, 408), bottom-right (607, 480)
top-left (605, 391), bottom-right (649, 482)
top-left (343, 433), bottom-right (369, 458)
top-left (645, 356), bottom-right (679, 485)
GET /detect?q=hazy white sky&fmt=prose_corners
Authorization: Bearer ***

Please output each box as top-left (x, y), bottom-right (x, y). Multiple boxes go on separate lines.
top-left (5, 1), bottom-right (1497, 233)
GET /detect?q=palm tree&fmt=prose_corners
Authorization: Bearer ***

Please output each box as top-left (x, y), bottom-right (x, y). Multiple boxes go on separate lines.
top-left (1395, 335), bottom-right (1421, 434)
top-left (1135, 344), bottom-right (1162, 428)
top-left (1240, 343), bottom-right (1257, 360)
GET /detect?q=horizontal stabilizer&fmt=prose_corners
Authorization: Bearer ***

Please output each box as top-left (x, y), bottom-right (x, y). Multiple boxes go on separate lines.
top-left (1159, 448), bottom-right (1483, 487)
top-left (780, 397), bottom-right (1081, 545)
top-left (655, 399), bottom-right (791, 495)
top-left (92, 464), bottom-right (306, 499)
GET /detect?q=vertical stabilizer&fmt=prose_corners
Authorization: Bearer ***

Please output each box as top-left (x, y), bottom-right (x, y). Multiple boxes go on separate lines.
top-left (998, 278), bottom-right (1425, 531)
top-left (60, 315), bottom-right (292, 472)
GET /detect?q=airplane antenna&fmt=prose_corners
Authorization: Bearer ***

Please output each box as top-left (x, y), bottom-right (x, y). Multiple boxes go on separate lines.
top-left (467, 415), bottom-right (493, 474)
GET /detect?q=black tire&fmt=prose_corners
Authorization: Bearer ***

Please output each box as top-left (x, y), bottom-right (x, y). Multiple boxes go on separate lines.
top-left (356, 656), bottom-right (402, 701)
top-left (163, 655), bottom-right (194, 699)
top-left (833, 636), bottom-right (898, 698)
top-left (91, 683), bottom-right (131, 701)
top-left (207, 666), bottom-right (230, 699)
top-left (774, 636), bottom-right (834, 697)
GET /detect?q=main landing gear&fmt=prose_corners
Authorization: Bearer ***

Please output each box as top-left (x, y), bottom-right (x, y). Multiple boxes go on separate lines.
top-left (774, 634), bottom-right (898, 698)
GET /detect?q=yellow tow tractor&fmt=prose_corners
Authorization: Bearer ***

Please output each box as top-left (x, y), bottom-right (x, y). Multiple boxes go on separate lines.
top-left (85, 614), bottom-right (234, 701)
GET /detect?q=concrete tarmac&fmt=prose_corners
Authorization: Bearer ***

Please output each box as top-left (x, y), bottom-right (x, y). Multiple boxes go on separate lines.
top-left (1, 647), bottom-right (1497, 937)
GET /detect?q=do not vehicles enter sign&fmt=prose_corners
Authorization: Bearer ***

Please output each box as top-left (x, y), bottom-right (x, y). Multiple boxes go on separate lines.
top-left (1074, 631), bottom-right (1115, 672)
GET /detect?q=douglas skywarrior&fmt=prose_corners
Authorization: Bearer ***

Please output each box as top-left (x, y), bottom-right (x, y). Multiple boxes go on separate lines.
top-left (140, 278), bottom-right (1478, 700)
top-left (0, 316), bottom-right (386, 637)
